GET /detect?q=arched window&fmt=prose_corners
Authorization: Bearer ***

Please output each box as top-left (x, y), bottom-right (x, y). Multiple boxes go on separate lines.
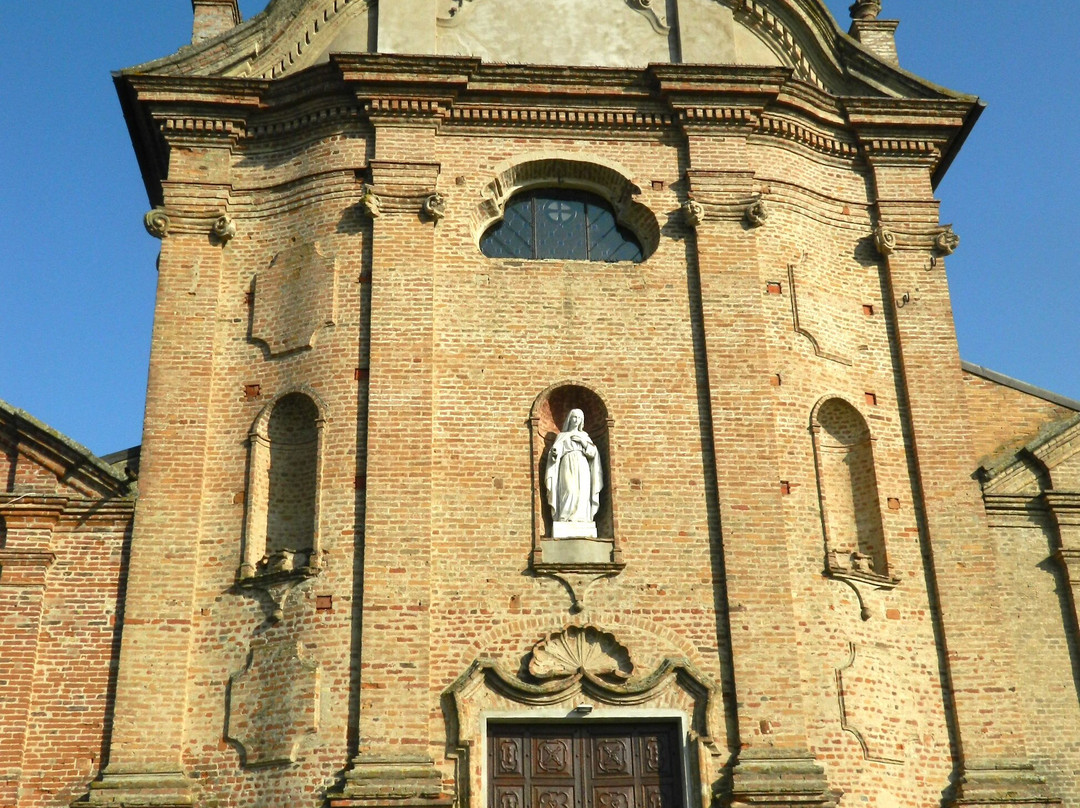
top-left (812, 398), bottom-right (888, 578)
top-left (241, 392), bottom-right (323, 581)
top-left (481, 189), bottom-right (644, 262)
top-left (0, 514), bottom-right (6, 549)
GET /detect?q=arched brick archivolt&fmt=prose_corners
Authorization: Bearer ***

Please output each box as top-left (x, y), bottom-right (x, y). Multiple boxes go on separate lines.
top-left (474, 152), bottom-right (660, 259)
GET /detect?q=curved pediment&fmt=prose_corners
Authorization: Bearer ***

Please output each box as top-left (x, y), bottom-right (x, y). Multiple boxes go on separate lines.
top-left (127, 0), bottom-right (964, 100)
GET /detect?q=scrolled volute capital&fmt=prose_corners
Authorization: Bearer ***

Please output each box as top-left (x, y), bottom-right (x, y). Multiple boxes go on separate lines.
top-left (213, 215), bottom-right (237, 243)
top-left (873, 224), bottom-right (896, 257)
top-left (934, 225), bottom-right (960, 256)
top-left (744, 197), bottom-right (769, 228)
top-left (144, 208), bottom-right (171, 239)
top-left (423, 192), bottom-right (447, 222)
top-left (359, 184), bottom-right (382, 218)
top-left (682, 199), bottom-right (705, 229)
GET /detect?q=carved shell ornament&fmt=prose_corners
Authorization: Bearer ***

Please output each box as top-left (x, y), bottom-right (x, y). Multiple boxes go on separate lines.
top-left (529, 625), bottom-right (634, 681)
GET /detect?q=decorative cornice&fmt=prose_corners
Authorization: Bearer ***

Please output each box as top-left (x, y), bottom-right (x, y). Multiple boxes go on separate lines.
top-left (157, 114), bottom-right (248, 145)
top-left (446, 105), bottom-right (672, 131)
top-left (873, 223), bottom-right (964, 255)
top-left (756, 113), bottom-right (860, 159)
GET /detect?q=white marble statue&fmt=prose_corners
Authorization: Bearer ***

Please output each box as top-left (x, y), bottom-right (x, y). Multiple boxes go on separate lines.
top-left (545, 409), bottom-right (603, 538)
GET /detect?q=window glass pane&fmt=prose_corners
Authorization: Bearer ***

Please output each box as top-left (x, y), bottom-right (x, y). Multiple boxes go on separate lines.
top-left (535, 194), bottom-right (588, 260)
top-left (585, 202), bottom-right (644, 262)
top-left (480, 188), bottom-right (644, 262)
top-left (480, 200), bottom-right (535, 258)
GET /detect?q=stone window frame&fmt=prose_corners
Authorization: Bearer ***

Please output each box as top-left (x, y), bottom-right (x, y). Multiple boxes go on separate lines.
top-left (529, 380), bottom-right (623, 573)
top-left (239, 386), bottom-right (329, 587)
top-left (472, 151), bottom-right (661, 262)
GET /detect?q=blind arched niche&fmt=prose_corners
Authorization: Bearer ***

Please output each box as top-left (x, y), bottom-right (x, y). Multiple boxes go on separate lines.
top-left (811, 397), bottom-right (889, 579)
top-left (529, 382), bottom-right (622, 571)
top-left (241, 391), bottom-right (326, 583)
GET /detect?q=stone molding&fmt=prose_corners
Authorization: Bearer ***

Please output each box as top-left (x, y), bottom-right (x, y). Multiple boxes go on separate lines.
top-left (444, 640), bottom-right (721, 808)
top-left (474, 153), bottom-right (659, 256)
top-left (85, 769), bottom-right (195, 808)
top-left (143, 207), bottom-right (241, 241)
top-left (949, 760), bottom-right (1061, 807)
top-left (724, 749), bottom-right (835, 808)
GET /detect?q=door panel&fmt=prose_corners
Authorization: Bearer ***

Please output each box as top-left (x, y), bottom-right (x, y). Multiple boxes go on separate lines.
top-left (489, 723), bottom-right (682, 808)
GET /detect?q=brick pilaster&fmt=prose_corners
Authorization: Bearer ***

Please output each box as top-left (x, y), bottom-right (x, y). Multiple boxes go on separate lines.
top-left (863, 141), bottom-right (1060, 806)
top-left (88, 141), bottom-right (235, 808)
top-left (334, 108), bottom-right (449, 807)
top-left (659, 64), bottom-right (834, 805)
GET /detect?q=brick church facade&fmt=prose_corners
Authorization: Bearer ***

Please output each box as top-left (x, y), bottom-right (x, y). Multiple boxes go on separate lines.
top-left (4, 1), bottom-right (1080, 806)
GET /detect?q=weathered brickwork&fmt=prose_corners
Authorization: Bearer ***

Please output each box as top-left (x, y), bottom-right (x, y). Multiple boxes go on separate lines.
top-left (5, 3), bottom-right (1080, 808)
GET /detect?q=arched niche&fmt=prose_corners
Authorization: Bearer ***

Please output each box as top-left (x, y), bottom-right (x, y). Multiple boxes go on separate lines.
top-left (475, 153), bottom-right (660, 261)
top-left (811, 396), bottom-right (889, 579)
top-left (240, 390), bottom-right (327, 584)
top-left (530, 382), bottom-right (621, 570)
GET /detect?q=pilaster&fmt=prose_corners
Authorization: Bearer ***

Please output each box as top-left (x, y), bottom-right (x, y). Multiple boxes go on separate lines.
top-left (333, 95), bottom-right (448, 808)
top-left (852, 101), bottom-right (1061, 806)
top-left (658, 66), bottom-right (833, 808)
top-left (86, 121), bottom-right (239, 808)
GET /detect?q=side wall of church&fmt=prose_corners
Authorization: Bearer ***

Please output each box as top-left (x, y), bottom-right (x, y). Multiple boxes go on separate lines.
top-left (0, 445), bottom-right (131, 808)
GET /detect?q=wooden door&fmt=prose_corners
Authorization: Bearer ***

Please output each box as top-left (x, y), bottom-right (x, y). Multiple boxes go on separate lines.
top-left (488, 723), bottom-right (683, 808)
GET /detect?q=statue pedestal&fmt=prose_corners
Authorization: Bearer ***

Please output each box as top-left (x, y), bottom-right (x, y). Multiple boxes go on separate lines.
top-left (552, 521), bottom-right (597, 538)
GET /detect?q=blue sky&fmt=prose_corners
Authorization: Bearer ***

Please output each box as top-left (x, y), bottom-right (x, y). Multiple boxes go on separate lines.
top-left (2, 2), bottom-right (1078, 455)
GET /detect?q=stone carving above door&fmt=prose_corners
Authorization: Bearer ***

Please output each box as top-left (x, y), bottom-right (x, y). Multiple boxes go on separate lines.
top-left (529, 625), bottom-right (634, 682)
top-left (250, 241), bottom-right (338, 356)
